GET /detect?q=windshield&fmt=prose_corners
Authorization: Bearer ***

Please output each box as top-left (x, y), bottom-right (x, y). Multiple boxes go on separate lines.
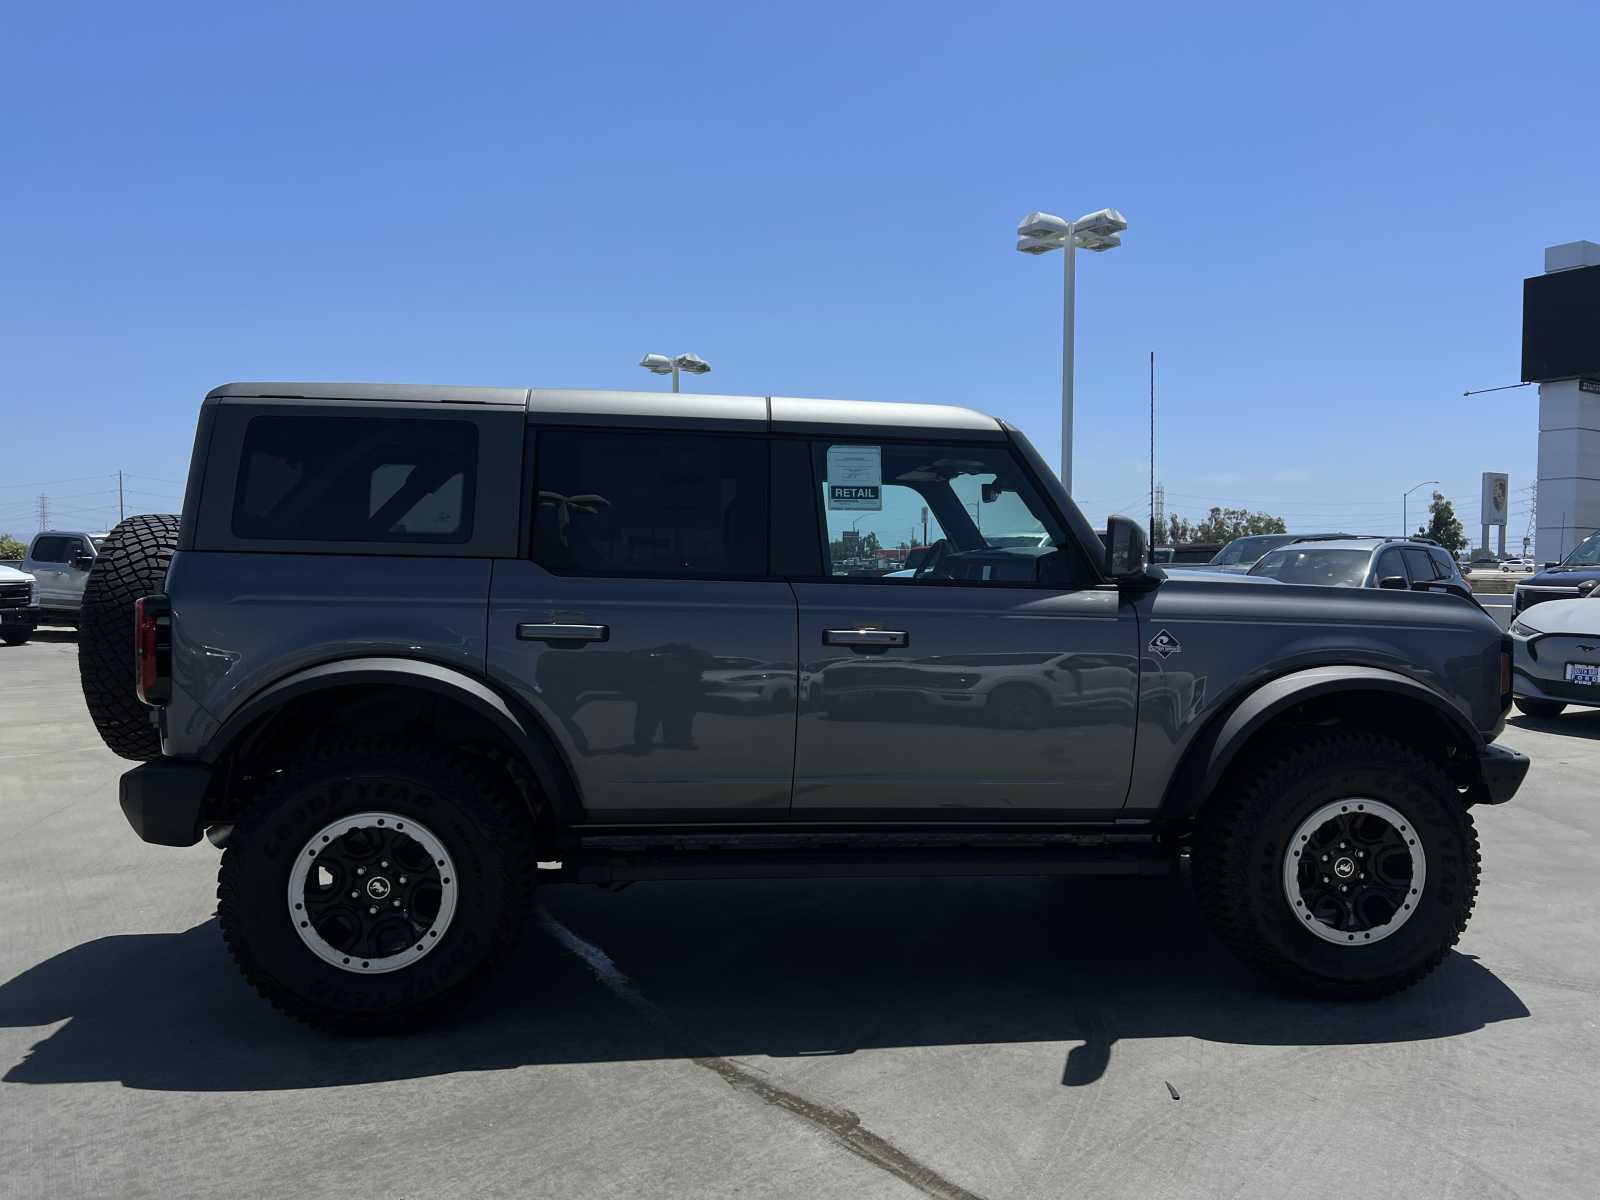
top-left (1210, 533), bottom-right (1299, 566)
top-left (1248, 547), bottom-right (1372, 587)
top-left (1561, 530), bottom-right (1600, 566)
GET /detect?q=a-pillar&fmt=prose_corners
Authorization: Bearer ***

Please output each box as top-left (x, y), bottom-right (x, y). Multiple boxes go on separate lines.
top-left (1535, 241), bottom-right (1600, 564)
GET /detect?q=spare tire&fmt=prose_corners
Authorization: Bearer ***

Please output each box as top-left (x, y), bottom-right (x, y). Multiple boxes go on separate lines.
top-left (79, 514), bottom-right (180, 761)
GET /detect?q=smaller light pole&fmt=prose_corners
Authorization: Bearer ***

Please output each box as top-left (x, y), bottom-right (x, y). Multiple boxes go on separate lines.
top-left (1403, 480), bottom-right (1439, 537)
top-left (639, 352), bottom-right (712, 393)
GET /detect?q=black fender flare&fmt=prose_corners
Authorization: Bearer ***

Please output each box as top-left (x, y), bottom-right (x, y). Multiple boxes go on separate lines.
top-left (203, 657), bottom-right (584, 823)
top-left (1168, 664), bottom-right (1483, 818)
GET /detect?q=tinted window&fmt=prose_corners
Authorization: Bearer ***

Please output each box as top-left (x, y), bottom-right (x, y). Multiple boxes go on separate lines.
top-left (1210, 533), bottom-right (1298, 566)
top-left (232, 416), bottom-right (476, 543)
top-left (532, 431), bottom-right (767, 576)
top-left (29, 536), bottom-right (68, 563)
top-left (809, 440), bottom-right (1076, 585)
top-left (1563, 530), bottom-right (1600, 565)
top-left (1401, 547), bottom-right (1437, 582)
top-left (1374, 548), bottom-right (1406, 581)
top-left (1427, 548), bottom-right (1457, 579)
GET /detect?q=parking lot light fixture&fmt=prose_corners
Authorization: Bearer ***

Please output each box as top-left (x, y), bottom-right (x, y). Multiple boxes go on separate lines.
top-left (639, 352), bottom-right (712, 393)
top-left (1014, 206), bottom-right (1128, 493)
top-left (1404, 479), bottom-right (1439, 536)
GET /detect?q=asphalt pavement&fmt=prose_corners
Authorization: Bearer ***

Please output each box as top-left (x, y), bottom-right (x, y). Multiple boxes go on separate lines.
top-left (1, 631), bottom-right (1596, 1199)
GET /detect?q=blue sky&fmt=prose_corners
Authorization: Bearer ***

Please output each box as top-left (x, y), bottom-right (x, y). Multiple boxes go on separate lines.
top-left (3, 1), bottom-right (1596, 543)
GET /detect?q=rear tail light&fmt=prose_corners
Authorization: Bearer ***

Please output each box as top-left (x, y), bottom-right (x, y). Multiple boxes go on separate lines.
top-left (135, 595), bottom-right (172, 706)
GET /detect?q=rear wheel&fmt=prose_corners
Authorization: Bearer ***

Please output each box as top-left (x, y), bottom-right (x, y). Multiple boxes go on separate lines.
top-left (2, 633), bottom-right (28, 646)
top-left (1514, 697), bottom-right (1566, 719)
top-left (1194, 732), bottom-right (1478, 999)
top-left (78, 513), bottom-right (180, 760)
top-left (218, 744), bottom-right (534, 1030)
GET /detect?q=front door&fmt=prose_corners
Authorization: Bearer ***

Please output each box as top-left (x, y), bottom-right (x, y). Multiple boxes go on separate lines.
top-left (488, 428), bottom-right (798, 820)
top-left (788, 436), bottom-right (1141, 818)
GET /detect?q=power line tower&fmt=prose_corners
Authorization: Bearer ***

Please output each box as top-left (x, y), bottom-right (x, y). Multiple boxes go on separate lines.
top-left (36, 494), bottom-right (49, 532)
top-left (1523, 485), bottom-right (1537, 557)
top-left (1153, 483), bottom-right (1166, 543)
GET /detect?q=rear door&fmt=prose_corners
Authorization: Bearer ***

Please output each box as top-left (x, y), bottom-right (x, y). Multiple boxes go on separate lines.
top-left (786, 434), bottom-right (1141, 817)
top-left (488, 424), bottom-right (798, 821)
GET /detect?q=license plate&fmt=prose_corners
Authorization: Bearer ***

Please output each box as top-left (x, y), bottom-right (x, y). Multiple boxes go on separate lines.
top-left (1565, 662), bottom-right (1600, 686)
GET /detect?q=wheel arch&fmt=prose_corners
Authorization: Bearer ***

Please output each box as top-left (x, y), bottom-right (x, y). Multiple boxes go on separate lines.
top-left (203, 657), bottom-right (585, 828)
top-left (1162, 665), bottom-right (1484, 821)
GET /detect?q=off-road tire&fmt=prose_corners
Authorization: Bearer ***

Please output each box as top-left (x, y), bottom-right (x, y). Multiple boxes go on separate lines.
top-left (78, 513), bottom-right (180, 760)
top-left (1514, 697), bottom-right (1566, 719)
top-left (218, 743), bottom-right (535, 1031)
top-left (1193, 732), bottom-right (1479, 999)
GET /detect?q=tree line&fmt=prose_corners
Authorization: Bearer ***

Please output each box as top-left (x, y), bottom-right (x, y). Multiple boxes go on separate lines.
top-left (1161, 492), bottom-right (1467, 554)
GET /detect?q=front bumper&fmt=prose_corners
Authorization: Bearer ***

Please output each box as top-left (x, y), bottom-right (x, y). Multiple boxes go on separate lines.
top-left (0, 605), bottom-right (38, 631)
top-left (119, 759), bottom-right (212, 847)
top-left (1473, 743), bottom-right (1530, 806)
top-left (1512, 634), bottom-right (1600, 708)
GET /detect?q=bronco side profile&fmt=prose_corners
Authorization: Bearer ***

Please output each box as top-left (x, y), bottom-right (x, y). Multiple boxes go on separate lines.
top-left (81, 382), bottom-right (1529, 1029)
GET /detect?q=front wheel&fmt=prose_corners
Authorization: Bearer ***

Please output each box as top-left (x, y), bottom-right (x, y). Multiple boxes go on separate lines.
top-left (2, 633), bottom-right (28, 646)
top-left (1194, 732), bottom-right (1478, 999)
top-left (1514, 697), bottom-right (1566, 719)
top-left (218, 744), bottom-right (534, 1030)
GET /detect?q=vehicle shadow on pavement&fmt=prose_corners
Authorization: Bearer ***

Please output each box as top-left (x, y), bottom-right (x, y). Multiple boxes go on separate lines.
top-left (1508, 710), bottom-right (1600, 740)
top-left (0, 873), bottom-right (1529, 1092)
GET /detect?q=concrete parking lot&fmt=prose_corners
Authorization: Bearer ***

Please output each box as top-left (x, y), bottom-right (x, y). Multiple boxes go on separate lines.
top-left (1, 632), bottom-right (1596, 1200)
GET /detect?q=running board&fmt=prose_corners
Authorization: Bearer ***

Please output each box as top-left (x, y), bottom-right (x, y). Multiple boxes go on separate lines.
top-left (554, 838), bottom-right (1172, 885)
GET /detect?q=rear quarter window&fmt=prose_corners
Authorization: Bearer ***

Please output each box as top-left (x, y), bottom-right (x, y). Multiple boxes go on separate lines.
top-left (231, 415), bottom-right (477, 543)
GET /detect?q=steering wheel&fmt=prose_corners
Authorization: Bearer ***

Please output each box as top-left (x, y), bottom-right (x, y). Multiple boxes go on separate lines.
top-left (913, 538), bottom-right (951, 581)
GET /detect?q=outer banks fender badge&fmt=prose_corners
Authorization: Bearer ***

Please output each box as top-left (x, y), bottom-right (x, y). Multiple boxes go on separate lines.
top-left (1149, 630), bottom-right (1182, 659)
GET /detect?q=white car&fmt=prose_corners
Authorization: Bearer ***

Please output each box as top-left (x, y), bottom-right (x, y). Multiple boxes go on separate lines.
top-left (1500, 558), bottom-right (1535, 573)
top-left (1508, 591), bottom-right (1600, 717)
top-left (0, 562), bottom-right (39, 646)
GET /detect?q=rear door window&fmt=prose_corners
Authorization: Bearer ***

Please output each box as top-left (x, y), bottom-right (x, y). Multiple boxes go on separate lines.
top-left (531, 430), bottom-right (768, 577)
top-left (1401, 547), bottom-right (1437, 582)
top-left (232, 416), bottom-right (477, 543)
top-left (1374, 548), bottom-right (1406, 580)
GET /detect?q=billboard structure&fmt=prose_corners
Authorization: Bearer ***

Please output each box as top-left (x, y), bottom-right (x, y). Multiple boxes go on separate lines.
top-left (1481, 472), bottom-right (1509, 556)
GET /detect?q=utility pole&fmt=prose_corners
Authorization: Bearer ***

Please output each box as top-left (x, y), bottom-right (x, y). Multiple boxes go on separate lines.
top-left (117, 470), bottom-right (125, 522)
top-left (1148, 351), bottom-right (1156, 538)
top-left (36, 494), bottom-right (49, 531)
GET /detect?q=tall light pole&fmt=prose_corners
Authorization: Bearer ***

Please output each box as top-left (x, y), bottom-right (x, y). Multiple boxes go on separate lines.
top-left (639, 352), bottom-right (711, 393)
top-left (1403, 480), bottom-right (1438, 537)
top-left (1016, 207), bottom-right (1128, 494)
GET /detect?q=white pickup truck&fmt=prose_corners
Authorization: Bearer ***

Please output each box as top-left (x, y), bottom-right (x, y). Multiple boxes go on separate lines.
top-left (0, 561), bottom-right (39, 645)
top-left (19, 530), bottom-right (108, 625)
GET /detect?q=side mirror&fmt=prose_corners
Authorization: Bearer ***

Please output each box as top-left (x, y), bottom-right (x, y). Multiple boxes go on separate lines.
top-left (1104, 515), bottom-right (1152, 582)
top-left (1378, 575), bottom-right (1408, 590)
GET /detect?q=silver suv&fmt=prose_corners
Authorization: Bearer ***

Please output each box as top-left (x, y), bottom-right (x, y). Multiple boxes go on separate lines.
top-left (78, 382), bottom-right (1528, 1029)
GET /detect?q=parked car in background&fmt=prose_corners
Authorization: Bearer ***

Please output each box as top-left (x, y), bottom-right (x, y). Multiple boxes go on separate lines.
top-left (0, 562), bottom-right (39, 645)
top-left (20, 529), bottom-right (108, 624)
top-left (1201, 532), bottom-right (1303, 572)
top-left (1508, 588), bottom-right (1600, 717)
top-left (1514, 530), bottom-right (1600, 614)
top-left (1248, 536), bottom-right (1474, 601)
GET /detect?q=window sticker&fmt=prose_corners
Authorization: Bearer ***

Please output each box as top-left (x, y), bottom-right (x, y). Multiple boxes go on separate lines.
top-left (826, 444), bottom-right (882, 510)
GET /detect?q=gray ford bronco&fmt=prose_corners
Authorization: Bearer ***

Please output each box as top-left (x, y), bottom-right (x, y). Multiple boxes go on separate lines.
top-left (79, 382), bottom-right (1529, 1029)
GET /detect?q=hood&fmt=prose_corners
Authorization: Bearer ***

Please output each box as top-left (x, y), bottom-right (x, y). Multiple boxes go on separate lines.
top-left (1511, 596), bottom-right (1600, 636)
top-left (0, 564), bottom-right (34, 584)
top-left (1524, 565), bottom-right (1600, 587)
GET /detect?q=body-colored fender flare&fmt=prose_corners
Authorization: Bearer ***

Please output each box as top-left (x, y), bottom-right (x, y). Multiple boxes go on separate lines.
top-left (203, 656), bottom-right (583, 823)
top-left (1169, 664), bottom-right (1483, 817)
